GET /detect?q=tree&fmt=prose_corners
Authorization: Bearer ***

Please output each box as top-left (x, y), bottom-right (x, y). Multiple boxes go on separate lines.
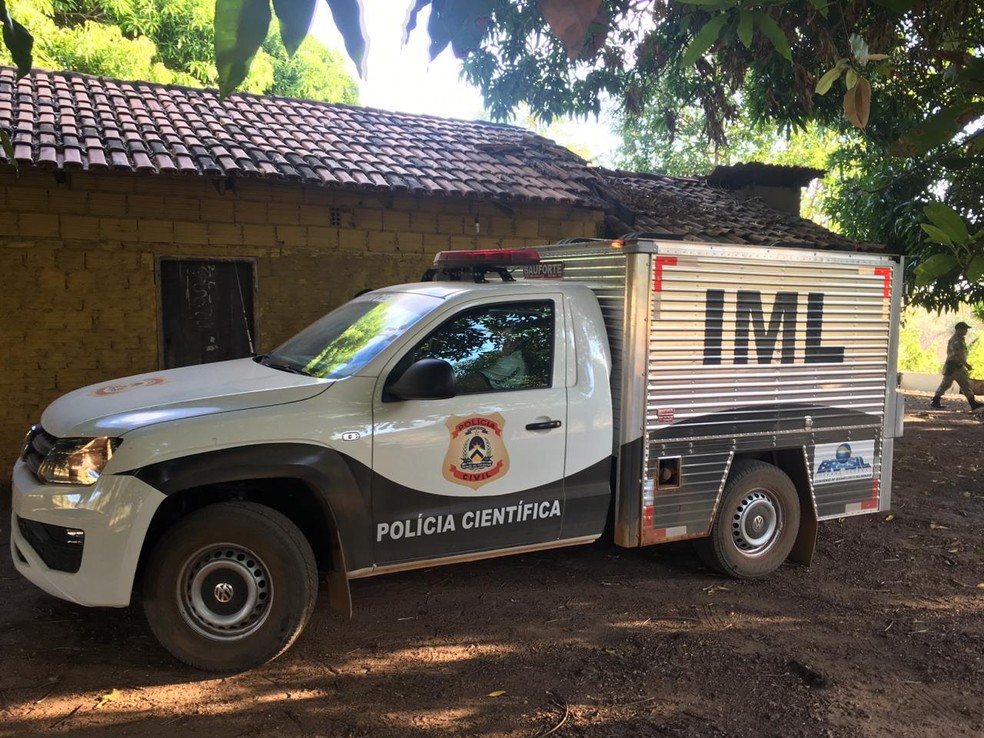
top-left (3, 1), bottom-right (981, 309)
top-left (0, 0), bottom-right (358, 100)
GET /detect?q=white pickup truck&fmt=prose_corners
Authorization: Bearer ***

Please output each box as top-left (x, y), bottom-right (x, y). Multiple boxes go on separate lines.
top-left (10, 237), bottom-right (904, 671)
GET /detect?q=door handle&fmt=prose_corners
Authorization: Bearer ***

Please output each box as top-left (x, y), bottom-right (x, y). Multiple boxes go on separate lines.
top-left (526, 420), bottom-right (562, 431)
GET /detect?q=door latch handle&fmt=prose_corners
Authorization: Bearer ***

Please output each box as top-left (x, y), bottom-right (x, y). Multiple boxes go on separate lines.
top-left (526, 420), bottom-right (562, 431)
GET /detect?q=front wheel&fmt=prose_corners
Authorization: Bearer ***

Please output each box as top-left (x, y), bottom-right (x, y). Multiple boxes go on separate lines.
top-left (142, 501), bottom-right (318, 671)
top-left (696, 460), bottom-right (801, 578)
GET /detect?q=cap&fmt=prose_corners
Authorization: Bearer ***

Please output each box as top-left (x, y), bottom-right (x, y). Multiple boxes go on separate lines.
top-left (955, 321), bottom-right (971, 329)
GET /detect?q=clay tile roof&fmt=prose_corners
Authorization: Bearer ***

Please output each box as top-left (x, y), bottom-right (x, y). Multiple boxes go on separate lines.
top-left (0, 67), bottom-right (869, 249)
top-left (0, 67), bottom-right (606, 208)
top-left (600, 169), bottom-right (872, 251)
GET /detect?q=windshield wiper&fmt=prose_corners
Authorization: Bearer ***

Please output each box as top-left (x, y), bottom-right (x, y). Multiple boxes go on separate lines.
top-left (255, 354), bottom-right (311, 376)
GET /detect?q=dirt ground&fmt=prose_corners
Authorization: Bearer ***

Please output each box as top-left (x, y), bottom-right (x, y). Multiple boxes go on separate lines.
top-left (1, 390), bottom-right (982, 738)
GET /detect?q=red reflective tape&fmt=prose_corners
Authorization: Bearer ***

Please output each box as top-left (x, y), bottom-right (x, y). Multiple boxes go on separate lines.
top-left (875, 267), bottom-right (892, 298)
top-left (862, 478), bottom-right (880, 510)
top-left (654, 256), bottom-right (677, 292)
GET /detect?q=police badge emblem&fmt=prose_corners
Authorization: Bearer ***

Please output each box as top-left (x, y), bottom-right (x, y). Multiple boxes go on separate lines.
top-left (443, 413), bottom-right (510, 489)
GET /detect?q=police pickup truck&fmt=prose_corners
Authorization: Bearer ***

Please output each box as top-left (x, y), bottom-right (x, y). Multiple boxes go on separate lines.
top-left (10, 237), bottom-right (904, 671)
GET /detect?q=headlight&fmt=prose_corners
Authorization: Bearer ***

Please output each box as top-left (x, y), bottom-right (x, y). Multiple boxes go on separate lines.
top-left (38, 437), bottom-right (121, 486)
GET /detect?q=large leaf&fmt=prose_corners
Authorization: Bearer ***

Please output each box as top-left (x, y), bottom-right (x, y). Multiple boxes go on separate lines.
top-left (430, 0), bottom-right (496, 59)
top-left (893, 101), bottom-right (984, 157)
top-left (843, 76), bottom-right (871, 128)
top-left (324, 0), bottom-right (366, 75)
top-left (737, 8), bottom-right (753, 48)
top-left (967, 256), bottom-right (984, 284)
top-left (539, 0), bottom-right (604, 60)
top-left (914, 254), bottom-right (959, 286)
top-left (816, 58), bottom-right (848, 94)
top-left (272, 0), bottom-right (316, 56)
top-left (924, 202), bottom-right (971, 245)
top-left (403, 0), bottom-right (430, 44)
top-left (215, 0), bottom-right (272, 97)
top-left (681, 12), bottom-right (729, 68)
top-left (920, 223), bottom-right (954, 247)
top-left (1, 0), bottom-right (33, 77)
top-left (754, 11), bottom-right (792, 61)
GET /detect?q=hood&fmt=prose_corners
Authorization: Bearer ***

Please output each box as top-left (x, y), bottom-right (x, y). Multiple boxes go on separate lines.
top-left (41, 358), bottom-right (331, 437)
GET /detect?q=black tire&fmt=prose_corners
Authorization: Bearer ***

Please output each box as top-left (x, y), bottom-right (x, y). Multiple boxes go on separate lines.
top-left (696, 460), bottom-right (801, 579)
top-left (142, 501), bottom-right (318, 672)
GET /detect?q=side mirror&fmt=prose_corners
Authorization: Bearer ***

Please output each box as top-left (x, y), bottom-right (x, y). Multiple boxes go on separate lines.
top-left (387, 358), bottom-right (457, 401)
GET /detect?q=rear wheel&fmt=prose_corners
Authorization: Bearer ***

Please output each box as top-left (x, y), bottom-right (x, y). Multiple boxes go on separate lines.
top-left (142, 501), bottom-right (318, 671)
top-left (696, 460), bottom-right (800, 578)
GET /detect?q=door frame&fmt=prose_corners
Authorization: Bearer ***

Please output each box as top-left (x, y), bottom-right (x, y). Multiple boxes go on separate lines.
top-left (155, 255), bottom-right (259, 370)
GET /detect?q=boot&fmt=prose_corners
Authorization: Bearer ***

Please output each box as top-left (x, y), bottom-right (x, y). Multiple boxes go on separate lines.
top-left (971, 399), bottom-right (983, 411)
top-left (930, 396), bottom-right (944, 408)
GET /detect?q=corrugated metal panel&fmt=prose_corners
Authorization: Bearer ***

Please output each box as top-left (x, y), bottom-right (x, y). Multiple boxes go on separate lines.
top-left (531, 241), bottom-right (628, 438)
top-left (530, 238), bottom-right (899, 547)
top-left (642, 243), bottom-right (896, 538)
top-left (645, 251), bottom-right (893, 435)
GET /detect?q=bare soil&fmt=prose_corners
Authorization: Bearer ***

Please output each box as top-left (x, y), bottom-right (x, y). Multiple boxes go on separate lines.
top-left (1, 390), bottom-right (982, 738)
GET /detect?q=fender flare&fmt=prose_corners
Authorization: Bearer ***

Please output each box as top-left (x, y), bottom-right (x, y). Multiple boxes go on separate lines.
top-left (127, 443), bottom-right (373, 616)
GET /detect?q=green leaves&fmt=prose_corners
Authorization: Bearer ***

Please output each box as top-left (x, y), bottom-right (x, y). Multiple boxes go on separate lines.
top-left (915, 204), bottom-right (983, 287)
top-left (425, 0), bottom-right (496, 60)
top-left (815, 34), bottom-right (891, 129)
top-left (272, 0), bottom-right (316, 56)
top-left (323, 0), bottom-right (366, 76)
top-left (215, 0), bottom-right (365, 95)
top-left (893, 101), bottom-right (984, 157)
top-left (754, 11), bottom-right (790, 61)
top-left (914, 254), bottom-right (959, 286)
top-left (681, 12), bottom-right (728, 67)
top-left (815, 58), bottom-right (849, 95)
top-left (681, 5), bottom-right (792, 68)
top-left (215, 0), bottom-right (272, 97)
top-left (737, 9), bottom-right (753, 49)
top-left (1, 0), bottom-right (34, 77)
top-left (924, 202), bottom-right (971, 246)
top-left (405, 0), bottom-right (496, 60)
top-left (969, 256), bottom-right (984, 284)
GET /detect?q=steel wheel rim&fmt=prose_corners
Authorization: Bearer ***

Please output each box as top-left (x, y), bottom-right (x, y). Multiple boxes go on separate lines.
top-left (177, 544), bottom-right (272, 640)
top-left (730, 490), bottom-right (781, 556)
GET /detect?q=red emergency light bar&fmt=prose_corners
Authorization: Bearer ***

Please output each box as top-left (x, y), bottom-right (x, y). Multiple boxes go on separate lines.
top-left (432, 249), bottom-right (541, 267)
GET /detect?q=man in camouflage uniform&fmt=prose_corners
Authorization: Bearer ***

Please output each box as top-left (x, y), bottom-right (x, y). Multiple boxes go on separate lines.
top-left (931, 321), bottom-right (983, 410)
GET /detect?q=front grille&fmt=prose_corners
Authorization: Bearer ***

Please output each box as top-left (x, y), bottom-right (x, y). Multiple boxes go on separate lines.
top-left (22, 425), bottom-right (57, 476)
top-left (16, 516), bottom-right (85, 573)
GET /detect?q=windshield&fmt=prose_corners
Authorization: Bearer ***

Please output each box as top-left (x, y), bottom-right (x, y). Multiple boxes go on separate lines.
top-left (262, 292), bottom-right (441, 379)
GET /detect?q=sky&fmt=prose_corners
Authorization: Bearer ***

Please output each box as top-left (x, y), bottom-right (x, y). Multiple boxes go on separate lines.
top-left (311, 0), bottom-right (620, 166)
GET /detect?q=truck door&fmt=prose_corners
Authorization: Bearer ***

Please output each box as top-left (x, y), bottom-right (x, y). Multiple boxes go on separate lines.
top-left (371, 298), bottom-right (568, 565)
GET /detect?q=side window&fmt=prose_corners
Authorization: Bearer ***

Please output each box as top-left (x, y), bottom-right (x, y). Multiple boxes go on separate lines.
top-left (410, 301), bottom-right (554, 393)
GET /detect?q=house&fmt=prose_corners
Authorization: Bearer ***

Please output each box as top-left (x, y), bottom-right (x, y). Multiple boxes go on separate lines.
top-left (0, 67), bottom-right (863, 470)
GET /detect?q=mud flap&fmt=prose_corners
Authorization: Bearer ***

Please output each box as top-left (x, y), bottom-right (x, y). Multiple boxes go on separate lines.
top-left (326, 527), bottom-right (353, 618)
top-left (789, 497), bottom-right (818, 566)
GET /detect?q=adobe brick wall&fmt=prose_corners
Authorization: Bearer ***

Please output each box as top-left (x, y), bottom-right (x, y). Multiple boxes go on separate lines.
top-left (0, 168), bottom-right (604, 472)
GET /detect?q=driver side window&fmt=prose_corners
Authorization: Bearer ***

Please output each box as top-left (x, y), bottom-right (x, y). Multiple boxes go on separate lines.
top-left (409, 302), bottom-right (554, 393)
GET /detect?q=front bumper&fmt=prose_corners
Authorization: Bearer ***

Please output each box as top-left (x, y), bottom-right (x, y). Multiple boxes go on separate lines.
top-left (10, 460), bottom-right (166, 607)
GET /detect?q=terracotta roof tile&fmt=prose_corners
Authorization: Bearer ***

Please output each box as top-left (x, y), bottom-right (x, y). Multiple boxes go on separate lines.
top-left (601, 170), bottom-right (867, 250)
top-left (1, 67), bottom-right (868, 249)
top-left (0, 67), bottom-right (606, 208)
